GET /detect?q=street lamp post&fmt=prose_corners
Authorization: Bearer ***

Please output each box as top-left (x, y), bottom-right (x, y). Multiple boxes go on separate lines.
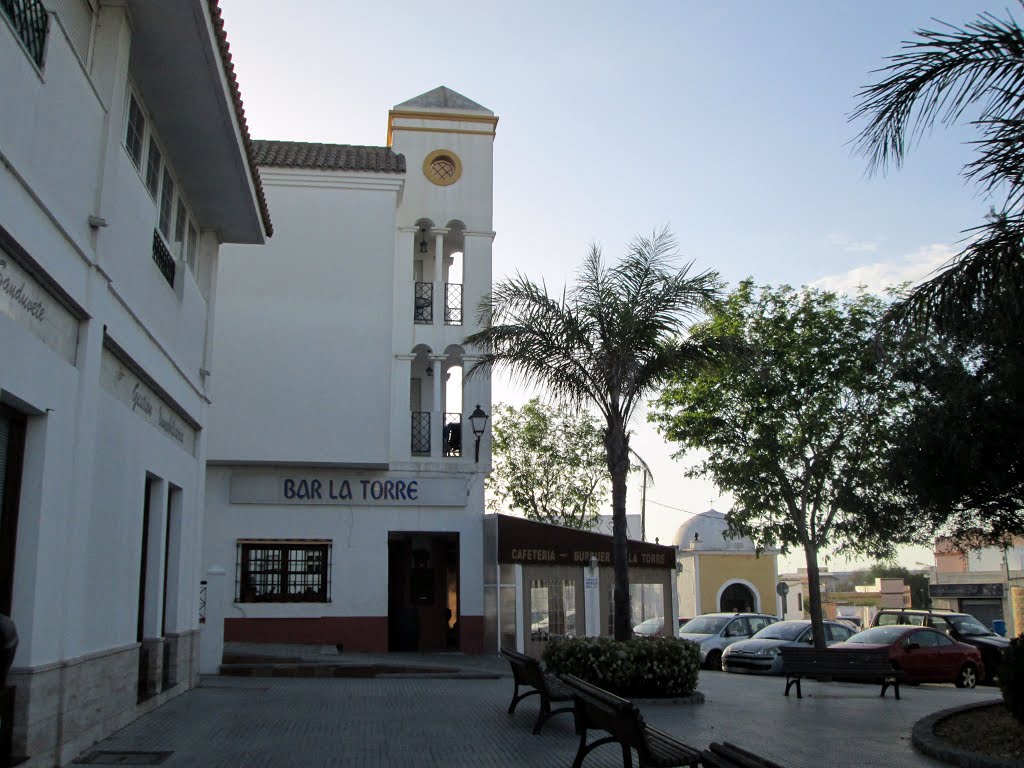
top-left (469, 404), bottom-right (488, 463)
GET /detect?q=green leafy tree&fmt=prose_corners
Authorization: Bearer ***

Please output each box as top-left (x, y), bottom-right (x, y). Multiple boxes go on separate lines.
top-left (885, 326), bottom-right (1024, 543)
top-left (851, 5), bottom-right (1024, 338)
top-left (487, 399), bottom-right (609, 529)
top-left (650, 282), bottom-right (926, 648)
top-left (466, 230), bottom-right (724, 640)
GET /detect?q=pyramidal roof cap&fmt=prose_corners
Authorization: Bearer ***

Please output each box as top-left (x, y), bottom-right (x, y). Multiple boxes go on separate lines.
top-left (394, 86), bottom-right (492, 115)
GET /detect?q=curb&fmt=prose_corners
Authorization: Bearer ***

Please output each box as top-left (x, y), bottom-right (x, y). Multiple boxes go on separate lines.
top-left (912, 700), bottom-right (1024, 768)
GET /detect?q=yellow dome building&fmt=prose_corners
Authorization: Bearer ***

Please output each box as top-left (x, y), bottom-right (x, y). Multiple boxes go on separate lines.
top-left (674, 510), bottom-right (781, 620)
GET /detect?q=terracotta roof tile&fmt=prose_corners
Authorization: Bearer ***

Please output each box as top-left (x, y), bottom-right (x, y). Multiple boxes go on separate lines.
top-left (252, 140), bottom-right (406, 173)
top-left (208, 0), bottom-right (273, 237)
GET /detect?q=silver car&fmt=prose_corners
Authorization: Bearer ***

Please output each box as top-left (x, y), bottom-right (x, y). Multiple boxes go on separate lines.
top-left (678, 613), bottom-right (779, 670)
top-left (721, 619), bottom-right (856, 675)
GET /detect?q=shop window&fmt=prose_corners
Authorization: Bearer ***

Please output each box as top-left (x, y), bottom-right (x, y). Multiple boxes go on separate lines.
top-left (607, 582), bottom-right (664, 635)
top-left (237, 541), bottom-right (331, 603)
top-left (530, 579), bottom-right (576, 641)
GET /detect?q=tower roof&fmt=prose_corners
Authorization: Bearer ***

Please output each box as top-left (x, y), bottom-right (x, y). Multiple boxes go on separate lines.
top-left (394, 86), bottom-right (493, 115)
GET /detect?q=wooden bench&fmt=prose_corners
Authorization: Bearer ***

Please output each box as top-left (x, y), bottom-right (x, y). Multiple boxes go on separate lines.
top-left (560, 675), bottom-right (783, 768)
top-left (500, 647), bottom-right (574, 734)
top-left (779, 646), bottom-right (903, 699)
top-left (699, 742), bottom-right (786, 768)
top-left (560, 674), bottom-right (700, 768)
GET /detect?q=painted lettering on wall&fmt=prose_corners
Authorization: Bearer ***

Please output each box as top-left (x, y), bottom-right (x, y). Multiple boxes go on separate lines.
top-left (0, 258), bottom-right (46, 322)
top-left (131, 383), bottom-right (153, 416)
top-left (157, 407), bottom-right (185, 444)
top-left (283, 478), bottom-right (420, 501)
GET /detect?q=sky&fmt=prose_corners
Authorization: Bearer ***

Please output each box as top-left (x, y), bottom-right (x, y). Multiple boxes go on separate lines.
top-left (218, 0), bottom-right (1004, 573)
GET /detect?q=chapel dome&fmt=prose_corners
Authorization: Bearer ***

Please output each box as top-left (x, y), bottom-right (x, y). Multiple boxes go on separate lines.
top-left (672, 509), bottom-right (755, 552)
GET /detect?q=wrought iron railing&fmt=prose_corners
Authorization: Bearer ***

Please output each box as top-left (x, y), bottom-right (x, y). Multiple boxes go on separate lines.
top-left (152, 230), bottom-right (175, 287)
top-left (411, 411), bottom-right (431, 455)
top-left (1, 0), bottom-right (48, 67)
top-left (198, 580), bottom-right (207, 624)
top-left (414, 282), bottom-right (432, 324)
top-left (443, 413), bottom-right (462, 457)
top-left (445, 283), bottom-right (462, 325)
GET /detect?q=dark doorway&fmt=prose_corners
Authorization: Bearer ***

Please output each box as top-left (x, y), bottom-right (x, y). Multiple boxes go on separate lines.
top-left (387, 532), bottom-right (459, 652)
top-left (0, 405), bottom-right (26, 617)
top-left (720, 582), bottom-right (755, 613)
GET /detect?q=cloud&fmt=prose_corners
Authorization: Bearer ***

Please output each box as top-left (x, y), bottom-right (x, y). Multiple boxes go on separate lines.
top-left (827, 233), bottom-right (880, 254)
top-left (812, 243), bottom-right (957, 295)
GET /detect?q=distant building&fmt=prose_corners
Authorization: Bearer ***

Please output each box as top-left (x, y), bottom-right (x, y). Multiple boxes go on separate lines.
top-left (929, 536), bottom-right (1024, 634)
top-left (591, 514), bottom-right (643, 541)
top-left (673, 509), bottom-right (780, 619)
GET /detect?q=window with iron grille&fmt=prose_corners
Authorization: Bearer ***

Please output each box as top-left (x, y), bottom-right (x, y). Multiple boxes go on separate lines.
top-left (237, 541), bottom-right (331, 603)
top-left (444, 283), bottom-right (462, 325)
top-left (414, 282), bottom-right (433, 324)
top-left (1, 0), bottom-right (48, 68)
top-left (411, 411), bottom-right (431, 455)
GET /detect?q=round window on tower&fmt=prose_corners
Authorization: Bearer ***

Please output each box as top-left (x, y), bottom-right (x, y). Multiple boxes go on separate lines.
top-left (423, 150), bottom-right (462, 186)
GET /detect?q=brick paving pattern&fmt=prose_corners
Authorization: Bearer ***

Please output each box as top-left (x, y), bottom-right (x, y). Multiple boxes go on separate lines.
top-left (79, 657), bottom-right (1001, 768)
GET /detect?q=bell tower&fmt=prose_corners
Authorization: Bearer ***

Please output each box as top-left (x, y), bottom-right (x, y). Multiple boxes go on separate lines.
top-left (389, 86), bottom-right (497, 466)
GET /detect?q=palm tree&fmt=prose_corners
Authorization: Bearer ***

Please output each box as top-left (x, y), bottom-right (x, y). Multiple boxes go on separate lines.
top-left (465, 229), bottom-right (723, 640)
top-left (851, 5), bottom-right (1024, 338)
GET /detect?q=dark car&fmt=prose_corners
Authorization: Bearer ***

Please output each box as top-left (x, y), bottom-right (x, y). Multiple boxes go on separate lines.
top-left (833, 625), bottom-right (985, 688)
top-left (871, 609), bottom-right (1009, 684)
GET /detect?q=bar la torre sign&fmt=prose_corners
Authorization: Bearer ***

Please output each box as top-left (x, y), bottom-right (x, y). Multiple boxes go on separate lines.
top-left (230, 472), bottom-right (468, 507)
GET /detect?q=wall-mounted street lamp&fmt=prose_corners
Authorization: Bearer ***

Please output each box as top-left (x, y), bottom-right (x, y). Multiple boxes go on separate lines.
top-left (469, 404), bottom-right (488, 463)
top-left (419, 229), bottom-right (429, 254)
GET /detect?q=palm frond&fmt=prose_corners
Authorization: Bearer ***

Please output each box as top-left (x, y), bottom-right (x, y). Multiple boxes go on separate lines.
top-left (464, 231), bottom-right (724, 425)
top-left (852, 5), bottom-right (1024, 174)
top-left (885, 214), bottom-right (1024, 337)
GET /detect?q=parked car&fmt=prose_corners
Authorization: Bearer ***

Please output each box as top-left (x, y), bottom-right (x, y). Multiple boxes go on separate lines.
top-left (633, 617), bottom-right (692, 637)
top-left (721, 620), bottom-right (856, 675)
top-left (871, 608), bottom-right (1008, 684)
top-left (678, 613), bottom-right (779, 670)
top-left (832, 625), bottom-right (985, 688)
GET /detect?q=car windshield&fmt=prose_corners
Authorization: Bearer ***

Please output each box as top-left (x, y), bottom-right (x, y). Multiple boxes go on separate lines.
top-left (680, 616), bottom-right (730, 634)
top-left (752, 622), bottom-right (807, 641)
top-left (948, 615), bottom-right (992, 636)
top-left (846, 626), bottom-right (908, 644)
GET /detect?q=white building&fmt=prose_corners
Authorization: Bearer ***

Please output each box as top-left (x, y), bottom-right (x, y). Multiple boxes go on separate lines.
top-left (1, 1), bottom-right (268, 764)
top-left (202, 87), bottom-right (496, 659)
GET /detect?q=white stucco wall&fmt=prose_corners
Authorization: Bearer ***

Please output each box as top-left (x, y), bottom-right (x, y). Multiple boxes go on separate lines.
top-left (208, 173), bottom-right (402, 465)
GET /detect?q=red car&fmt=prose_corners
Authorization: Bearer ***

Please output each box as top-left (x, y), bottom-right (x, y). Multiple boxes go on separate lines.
top-left (832, 625), bottom-right (985, 688)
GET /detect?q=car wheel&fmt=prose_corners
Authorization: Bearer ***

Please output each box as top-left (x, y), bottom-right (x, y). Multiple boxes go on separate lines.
top-left (705, 650), bottom-right (723, 671)
top-left (955, 663), bottom-right (978, 689)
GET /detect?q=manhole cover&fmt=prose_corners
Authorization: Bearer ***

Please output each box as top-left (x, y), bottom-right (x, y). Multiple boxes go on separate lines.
top-left (75, 751), bottom-right (173, 765)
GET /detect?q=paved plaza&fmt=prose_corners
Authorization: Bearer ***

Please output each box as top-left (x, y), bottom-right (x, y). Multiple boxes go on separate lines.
top-left (76, 652), bottom-right (1000, 767)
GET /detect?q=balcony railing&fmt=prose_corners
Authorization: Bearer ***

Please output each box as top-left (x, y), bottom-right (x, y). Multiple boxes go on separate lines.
top-left (443, 413), bottom-right (462, 457)
top-left (2, 0), bottom-right (48, 67)
top-left (445, 283), bottom-right (462, 325)
top-left (152, 230), bottom-right (175, 287)
top-left (414, 282), bottom-right (432, 324)
top-left (411, 411), bottom-right (430, 455)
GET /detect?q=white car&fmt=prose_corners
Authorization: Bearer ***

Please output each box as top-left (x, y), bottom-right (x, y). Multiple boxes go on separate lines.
top-left (678, 613), bottom-right (779, 670)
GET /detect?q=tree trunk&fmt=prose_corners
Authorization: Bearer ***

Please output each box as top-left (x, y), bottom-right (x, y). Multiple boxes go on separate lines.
top-left (606, 420), bottom-right (631, 641)
top-left (803, 541), bottom-right (828, 650)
